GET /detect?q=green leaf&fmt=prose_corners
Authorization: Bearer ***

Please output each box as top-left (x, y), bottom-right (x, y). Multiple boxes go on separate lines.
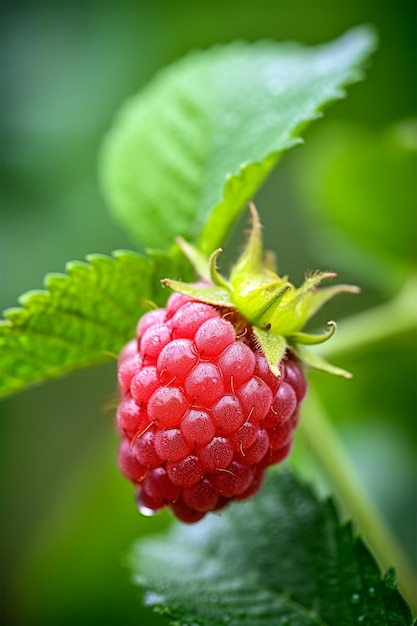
top-left (0, 249), bottom-right (192, 399)
top-left (130, 471), bottom-right (413, 626)
top-left (100, 27), bottom-right (377, 253)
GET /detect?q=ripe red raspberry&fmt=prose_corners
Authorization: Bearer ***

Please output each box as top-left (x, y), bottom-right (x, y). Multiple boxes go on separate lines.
top-left (116, 291), bottom-right (306, 523)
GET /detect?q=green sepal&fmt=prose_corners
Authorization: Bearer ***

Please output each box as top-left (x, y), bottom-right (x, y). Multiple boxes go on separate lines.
top-left (289, 321), bottom-right (337, 346)
top-left (252, 328), bottom-right (287, 377)
top-left (208, 248), bottom-right (232, 292)
top-left (264, 272), bottom-right (337, 336)
top-left (231, 280), bottom-right (292, 328)
top-left (160, 279), bottom-right (233, 308)
top-left (229, 204), bottom-right (288, 316)
top-left (306, 284), bottom-right (361, 319)
top-left (293, 344), bottom-right (353, 379)
top-left (230, 202), bottom-right (265, 276)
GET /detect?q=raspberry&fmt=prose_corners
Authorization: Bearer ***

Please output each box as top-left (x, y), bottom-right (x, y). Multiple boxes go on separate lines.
top-left (114, 204), bottom-right (355, 523)
top-left (116, 290), bottom-right (306, 523)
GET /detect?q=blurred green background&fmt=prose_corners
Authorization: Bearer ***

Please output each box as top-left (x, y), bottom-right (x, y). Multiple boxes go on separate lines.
top-left (1, 1), bottom-right (416, 625)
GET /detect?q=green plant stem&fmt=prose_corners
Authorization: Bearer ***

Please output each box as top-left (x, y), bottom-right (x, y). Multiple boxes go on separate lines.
top-left (317, 276), bottom-right (417, 358)
top-left (299, 387), bottom-right (417, 612)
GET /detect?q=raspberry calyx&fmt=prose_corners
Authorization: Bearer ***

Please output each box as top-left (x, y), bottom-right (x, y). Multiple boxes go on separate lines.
top-left (163, 203), bottom-right (359, 379)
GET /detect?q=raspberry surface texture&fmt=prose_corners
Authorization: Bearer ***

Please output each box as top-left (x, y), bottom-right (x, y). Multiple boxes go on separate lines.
top-left (117, 292), bottom-right (306, 523)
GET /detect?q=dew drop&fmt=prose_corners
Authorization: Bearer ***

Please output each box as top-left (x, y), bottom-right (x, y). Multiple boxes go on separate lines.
top-left (368, 586), bottom-right (376, 597)
top-left (138, 504), bottom-right (158, 517)
top-left (351, 593), bottom-right (361, 605)
top-left (357, 616), bottom-right (365, 623)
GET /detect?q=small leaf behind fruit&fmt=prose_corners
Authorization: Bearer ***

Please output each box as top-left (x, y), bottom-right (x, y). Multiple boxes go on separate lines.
top-left (0, 249), bottom-right (192, 399)
top-left (130, 471), bottom-right (413, 626)
top-left (100, 28), bottom-right (377, 253)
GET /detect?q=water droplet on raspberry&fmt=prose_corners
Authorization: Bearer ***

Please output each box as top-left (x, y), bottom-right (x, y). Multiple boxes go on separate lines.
top-left (135, 486), bottom-right (163, 516)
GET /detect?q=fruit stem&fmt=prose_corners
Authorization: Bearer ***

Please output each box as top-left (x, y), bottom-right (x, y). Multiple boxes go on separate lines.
top-left (298, 387), bottom-right (417, 611)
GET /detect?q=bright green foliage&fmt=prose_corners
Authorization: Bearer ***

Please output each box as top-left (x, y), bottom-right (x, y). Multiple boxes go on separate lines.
top-left (131, 471), bottom-right (413, 626)
top-left (100, 27), bottom-right (376, 253)
top-left (0, 249), bottom-right (192, 399)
